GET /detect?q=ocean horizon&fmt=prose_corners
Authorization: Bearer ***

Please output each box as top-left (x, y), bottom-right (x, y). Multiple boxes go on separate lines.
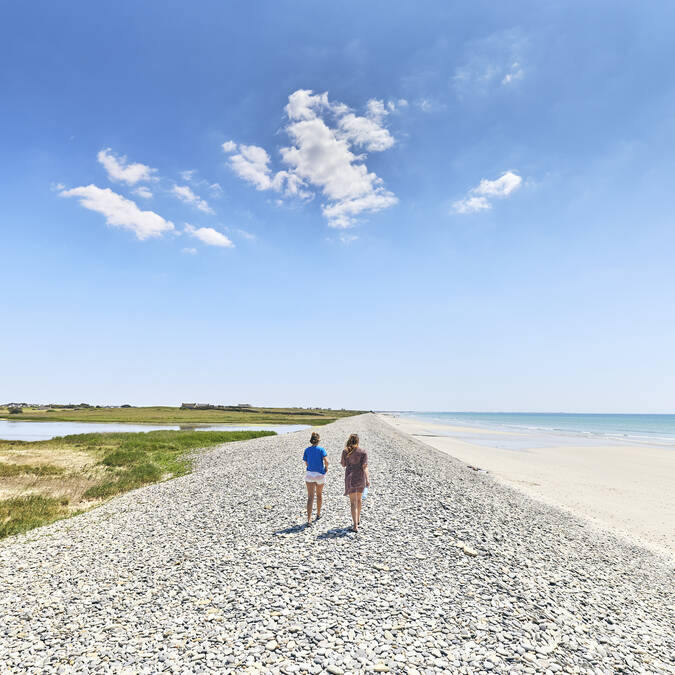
top-left (390, 411), bottom-right (675, 446)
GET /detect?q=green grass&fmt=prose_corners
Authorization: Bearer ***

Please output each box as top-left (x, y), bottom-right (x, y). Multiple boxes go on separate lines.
top-left (0, 495), bottom-right (71, 538)
top-left (73, 429), bottom-right (275, 499)
top-left (0, 429), bottom-right (276, 539)
top-left (0, 462), bottom-right (65, 476)
top-left (0, 405), bottom-right (364, 425)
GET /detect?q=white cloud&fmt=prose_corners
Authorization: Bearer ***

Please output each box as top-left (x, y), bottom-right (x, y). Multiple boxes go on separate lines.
top-left (387, 98), bottom-right (408, 112)
top-left (184, 224), bottom-right (234, 248)
top-left (474, 171), bottom-right (522, 197)
top-left (452, 171), bottom-right (522, 214)
top-left (59, 184), bottom-right (174, 239)
top-left (337, 111), bottom-right (394, 151)
top-left (228, 144), bottom-right (274, 191)
top-left (452, 195), bottom-right (491, 214)
top-left (366, 99), bottom-right (387, 121)
top-left (224, 89), bottom-right (398, 228)
top-left (322, 191), bottom-right (398, 229)
top-left (182, 247), bottom-right (197, 255)
top-left (172, 184), bottom-right (214, 214)
top-left (284, 89), bottom-right (331, 121)
top-left (180, 169), bottom-right (197, 182)
top-left (133, 186), bottom-right (153, 199)
top-left (222, 140), bottom-right (237, 153)
top-left (209, 182), bottom-right (223, 196)
top-left (97, 148), bottom-right (157, 185)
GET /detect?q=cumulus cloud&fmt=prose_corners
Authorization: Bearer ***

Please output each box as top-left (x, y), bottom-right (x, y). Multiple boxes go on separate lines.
top-left (59, 185), bottom-right (174, 239)
top-left (223, 89), bottom-right (398, 228)
top-left (474, 171), bottom-right (522, 197)
top-left (97, 148), bottom-right (157, 185)
top-left (284, 90), bottom-right (331, 120)
top-left (172, 185), bottom-right (214, 214)
top-left (227, 144), bottom-right (274, 191)
top-left (184, 224), bottom-right (234, 248)
top-left (337, 103), bottom-right (395, 151)
top-left (133, 186), bottom-right (153, 199)
top-left (452, 195), bottom-right (491, 214)
top-left (452, 171), bottom-right (522, 214)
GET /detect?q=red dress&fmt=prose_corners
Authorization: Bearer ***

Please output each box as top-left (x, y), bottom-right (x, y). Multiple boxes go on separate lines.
top-left (342, 448), bottom-right (368, 495)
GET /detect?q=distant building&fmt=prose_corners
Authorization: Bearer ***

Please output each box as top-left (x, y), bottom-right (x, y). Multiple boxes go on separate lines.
top-left (237, 403), bottom-right (252, 408)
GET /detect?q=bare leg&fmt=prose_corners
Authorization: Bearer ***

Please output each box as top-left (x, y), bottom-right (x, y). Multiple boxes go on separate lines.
top-left (349, 493), bottom-right (358, 531)
top-left (306, 482), bottom-right (315, 524)
top-left (315, 483), bottom-right (324, 519)
top-left (356, 492), bottom-right (363, 526)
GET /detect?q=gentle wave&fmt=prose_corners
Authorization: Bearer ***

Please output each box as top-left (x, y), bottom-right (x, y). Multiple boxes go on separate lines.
top-left (394, 412), bottom-right (675, 447)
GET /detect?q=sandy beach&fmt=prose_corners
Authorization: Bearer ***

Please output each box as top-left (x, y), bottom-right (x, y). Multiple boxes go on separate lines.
top-left (381, 414), bottom-right (675, 562)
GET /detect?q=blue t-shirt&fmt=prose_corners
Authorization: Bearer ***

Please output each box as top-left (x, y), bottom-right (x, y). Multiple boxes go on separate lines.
top-left (303, 445), bottom-right (327, 474)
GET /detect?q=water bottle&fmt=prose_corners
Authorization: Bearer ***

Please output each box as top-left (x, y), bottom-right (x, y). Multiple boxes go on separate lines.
top-left (362, 486), bottom-right (368, 499)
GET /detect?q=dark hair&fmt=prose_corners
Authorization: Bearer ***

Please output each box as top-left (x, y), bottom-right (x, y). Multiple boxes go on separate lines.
top-left (310, 432), bottom-right (320, 445)
top-left (345, 433), bottom-right (359, 456)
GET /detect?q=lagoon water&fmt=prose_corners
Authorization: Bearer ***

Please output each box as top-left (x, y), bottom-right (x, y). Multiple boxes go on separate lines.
top-left (0, 420), bottom-right (310, 442)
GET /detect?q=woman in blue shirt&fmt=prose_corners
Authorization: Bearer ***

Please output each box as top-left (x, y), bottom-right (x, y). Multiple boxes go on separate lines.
top-left (303, 431), bottom-right (329, 525)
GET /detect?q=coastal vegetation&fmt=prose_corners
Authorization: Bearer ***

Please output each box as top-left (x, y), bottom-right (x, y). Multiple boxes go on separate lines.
top-left (0, 405), bottom-right (364, 426)
top-left (0, 429), bottom-right (274, 539)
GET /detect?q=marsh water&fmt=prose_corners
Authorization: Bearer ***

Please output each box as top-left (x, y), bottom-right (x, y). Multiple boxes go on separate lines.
top-left (0, 420), bottom-right (310, 442)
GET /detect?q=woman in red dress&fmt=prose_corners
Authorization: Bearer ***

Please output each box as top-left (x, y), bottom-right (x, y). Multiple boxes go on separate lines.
top-left (340, 433), bottom-right (370, 532)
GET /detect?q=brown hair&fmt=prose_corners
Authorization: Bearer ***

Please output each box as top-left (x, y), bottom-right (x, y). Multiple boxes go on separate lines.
top-left (310, 432), bottom-right (320, 445)
top-left (345, 433), bottom-right (359, 456)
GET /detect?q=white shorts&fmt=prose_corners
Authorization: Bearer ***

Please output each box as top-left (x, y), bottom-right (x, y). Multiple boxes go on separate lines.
top-left (305, 471), bottom-right (326, 485)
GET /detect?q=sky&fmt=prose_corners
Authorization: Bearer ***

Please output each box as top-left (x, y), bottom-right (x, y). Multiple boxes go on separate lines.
top-left (2, 1), bottom-right (675, 412)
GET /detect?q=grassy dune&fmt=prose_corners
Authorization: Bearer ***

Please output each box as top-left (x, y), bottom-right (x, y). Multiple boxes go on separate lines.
top-left (0, 429), bottom-right (274, 539)
top-left (0, 405), bottom-right (364, 425)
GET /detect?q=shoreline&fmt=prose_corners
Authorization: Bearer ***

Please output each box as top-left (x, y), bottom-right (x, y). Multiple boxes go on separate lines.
top-left (379, 413), bottom-right (675, 563)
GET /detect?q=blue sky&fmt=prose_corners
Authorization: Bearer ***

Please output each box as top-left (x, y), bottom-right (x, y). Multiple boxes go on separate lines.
top-left (2, 1), bottom-right (675, 412)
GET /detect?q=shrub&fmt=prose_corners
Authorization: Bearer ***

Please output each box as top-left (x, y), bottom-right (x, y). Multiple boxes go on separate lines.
top-left (0, 495), bottom-right (70, 538)
top-left (0, 463), bottom-right (65, 477)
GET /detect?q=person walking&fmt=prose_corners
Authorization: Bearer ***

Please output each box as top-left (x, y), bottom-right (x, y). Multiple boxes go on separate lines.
top-left (341, 433), bottom-right (370, 532)
top-left (303, 431), bottom-right (328, 525)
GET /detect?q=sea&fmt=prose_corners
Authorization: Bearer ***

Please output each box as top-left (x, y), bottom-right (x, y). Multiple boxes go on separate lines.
top-left (392, 412), bottom-right (675, 450)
